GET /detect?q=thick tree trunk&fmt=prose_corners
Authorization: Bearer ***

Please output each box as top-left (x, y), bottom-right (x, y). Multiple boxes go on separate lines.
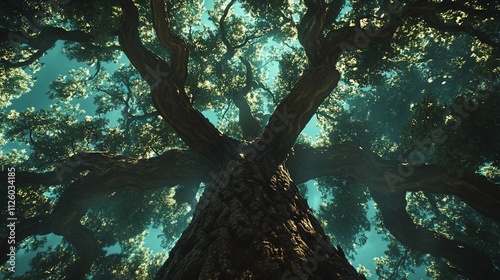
top-left (155, 156), bottom-right (364, 280)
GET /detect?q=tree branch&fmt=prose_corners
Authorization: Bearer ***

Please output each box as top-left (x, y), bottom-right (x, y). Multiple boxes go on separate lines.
top-left (286, 142), bottom-right (499, 278)
top-left (61, 223), bottom-right (103, 280)
top-left (251, 1), bottom-right (346, 163)
top-left (1, 27), bottom-right (94, 69)
top-left (257, 66), bottom-right (340, 163)
top-left (232, 57), bottom-right (262, 139)
top-left (323, 0), bottom-right (499, 58)
top-left (371, 190), bottom-right (500, 280)
top-left (0, 152), bottom-right (170, 187)
top-left (287, 143), bottom-right (500, 223)
top-left (424, 14), bottom-right (500, 47)
top-left (298, 1), bottom-right (329, 65)
top-left (118, 0), bottom-right (234, 164)
top-left (219, 0), bottom-right (237, 59)
top-left (1, 149), bottom-right (211, 276)
top-left (150, 0), bottom-right (189, 88)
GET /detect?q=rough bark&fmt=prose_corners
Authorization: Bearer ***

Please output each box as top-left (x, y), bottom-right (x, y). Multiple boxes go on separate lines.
top-left (155, 157), bottom-right (365, 280)
top-left (3, 144), bottom-right (498, 278)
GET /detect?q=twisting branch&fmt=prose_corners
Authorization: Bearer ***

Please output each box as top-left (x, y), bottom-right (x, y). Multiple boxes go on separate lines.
top-left (1, 149), bottom-right (212, 277)
top-left (298, 0), bottom-right (329, 65)
top-left (1, 0), bottom-right (116, 69)
top-left (218, 0), bottom-right (262, 60)
top-left (215, 1), bottom-right (268, 140)
top-left (257, 65), bottom-right (340, 163)
top-left (286, 143), bottom-right (500, 278)
top-left (150, 0), bottom-right (189, 88)
top-left (60, 223), bottom-right (103, 280)
top-left (256, 0), bottom-right (341, 163)
top-left (286, 143), bottom-right (500, 223)
top-left (371, 190), bottom-right (499, 280)
top-left (424, 13), bottom-right (500, 47)
top-left (255, 81), bottom-right (277, 105)
top-left (0, 152), bottom-right (141, 187)
top-left (219, 0), bottom-right (238, 59)
top-left (118, 0), bottom-right (234, 164)
top-left (324, 0), bottom-right (499, 58)
top-left (396, 0), bottom-right (500, 47)
top-left (118, 0), bottom-right (169, 85)
top-left (232, 57), bottom-right (262, 139)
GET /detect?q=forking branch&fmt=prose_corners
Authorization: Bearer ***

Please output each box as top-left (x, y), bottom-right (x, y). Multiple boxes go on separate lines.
top-left (118, 0), bottom-right (234, 164)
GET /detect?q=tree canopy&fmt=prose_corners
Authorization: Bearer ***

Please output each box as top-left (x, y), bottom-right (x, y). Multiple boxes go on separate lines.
top-left (1, 0), bottom-right (499, 279)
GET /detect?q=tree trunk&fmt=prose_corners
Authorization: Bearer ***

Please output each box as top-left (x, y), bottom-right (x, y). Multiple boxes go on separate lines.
top-left (155, 156), bottom-right (364, 280)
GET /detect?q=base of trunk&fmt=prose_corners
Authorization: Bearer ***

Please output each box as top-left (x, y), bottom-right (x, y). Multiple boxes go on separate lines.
top-left (155, 157), bottom-right (364, 279)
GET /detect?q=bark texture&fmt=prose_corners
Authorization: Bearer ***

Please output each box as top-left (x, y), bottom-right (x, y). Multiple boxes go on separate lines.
top-left (155, 157), bottom-right (365, 280)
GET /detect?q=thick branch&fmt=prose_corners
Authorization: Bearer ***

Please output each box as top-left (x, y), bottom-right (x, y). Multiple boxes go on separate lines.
top-left (298, 2), bottom-right (329, 65)
top-left (118, 0), bottom-right (234, 163)
top-left (424, 14), bottom-right (500, 47)
top-left (252, 1), bottom-right (348, 163)
top-left (371, 190), bottom-right (500, 280)
top-left (49, 149), bottom-right (211, 217)
top-left (324, 0), bottom-right (499, 58)
top-left (61, 223), bottom-right (103, 280)
top-left (287, 143), bottom-right (500, 223)
top-left (1, 27), bottom-right (94, 68)
top-left (1, 149), bottom-right (211, 275)
top-left (257, 66), bottom-right (340, 163)
top-left (0, 152), bottom-right (145, 187)
top-left (287, 144), bottom-right (499, 278)
top-left (0, 217), bottom-right (50, 266)
top-left (150, 0), bottom-right (189, 88)
top-left (423, 1), bottom-right (500, 47)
